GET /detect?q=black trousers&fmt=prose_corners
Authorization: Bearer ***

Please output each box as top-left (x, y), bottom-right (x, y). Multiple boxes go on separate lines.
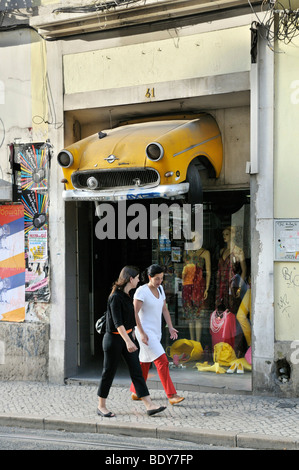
top-left (97, 331), bottom-right (149, 399)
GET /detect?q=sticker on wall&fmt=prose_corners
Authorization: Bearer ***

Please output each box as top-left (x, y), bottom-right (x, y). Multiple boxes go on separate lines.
top-left (18, 143), bottom-right (48, 192)
top-left (12, 142), bottom-right (51, 304)
top-left (28, 230), bottom-right (47, 262)
top-left (22, 191), bottom-right (48, 235)
top-left (0, 204), bottom-right (25, 322)
top-left (25, 256), bottom-right (49, 302)
top-left (23, 193), bottom-right (50, 302)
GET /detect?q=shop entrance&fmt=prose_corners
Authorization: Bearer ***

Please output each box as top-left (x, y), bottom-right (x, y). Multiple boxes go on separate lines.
top-left (92, 216), bottom-right (153, 341)
top-left (68, 192), bottom-right (252, 394)
top-left (71, 200), bottom-right (153, 378)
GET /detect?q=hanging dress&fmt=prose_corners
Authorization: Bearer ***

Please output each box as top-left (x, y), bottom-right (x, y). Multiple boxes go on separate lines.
top-left (182, 263), bottom-right (196, 320)
top-left (191, 255), bottom-right (206, 313)
top-left (216, 252), bottom-right (242, 314)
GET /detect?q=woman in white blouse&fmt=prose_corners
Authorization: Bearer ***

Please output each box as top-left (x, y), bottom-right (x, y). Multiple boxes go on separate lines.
top-left (130, 264), bottom-right (185, 405)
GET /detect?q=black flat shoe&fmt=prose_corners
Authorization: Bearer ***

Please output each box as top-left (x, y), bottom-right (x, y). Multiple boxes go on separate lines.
top-left (97, 408), bottom-right (115, 418)
top-left (147, 406), bottom-right (167, 416)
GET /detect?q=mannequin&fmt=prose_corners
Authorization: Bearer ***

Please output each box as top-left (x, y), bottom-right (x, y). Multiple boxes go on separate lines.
top-left (216, 226), bottom-right (246, 314)
top-left (182, 253), bottom-right (196, 319)
top-left (191, 248), bottom-right (211, 305)
top-left (182, 248), bottom-right (211, 342)
top-left (210, 301), bottom-right (236, 349)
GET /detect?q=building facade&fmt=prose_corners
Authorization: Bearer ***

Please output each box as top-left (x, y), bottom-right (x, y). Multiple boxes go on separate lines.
top-left (0, 0), bottom-right (299, 397)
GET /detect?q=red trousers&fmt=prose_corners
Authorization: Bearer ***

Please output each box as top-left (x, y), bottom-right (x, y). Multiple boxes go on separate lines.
top-left (130, 353), bottom-right (176, 398)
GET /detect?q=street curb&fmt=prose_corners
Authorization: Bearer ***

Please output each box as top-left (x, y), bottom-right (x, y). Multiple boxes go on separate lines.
top-left (236, 432), bottom-right (299, 450)
top-left (0, 413), bottom-right (44, 430)
top-left (0, 414), bottom-right (298, 450)
top-left (156, 425), bottom-right (237, 448)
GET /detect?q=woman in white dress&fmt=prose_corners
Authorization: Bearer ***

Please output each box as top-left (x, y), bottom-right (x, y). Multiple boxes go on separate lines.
top-left (130, 265), bottom-right (185, 405)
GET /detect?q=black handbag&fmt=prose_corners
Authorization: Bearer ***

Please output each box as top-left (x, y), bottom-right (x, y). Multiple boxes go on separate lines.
top-left (95, 312), bottom-right (107, 335)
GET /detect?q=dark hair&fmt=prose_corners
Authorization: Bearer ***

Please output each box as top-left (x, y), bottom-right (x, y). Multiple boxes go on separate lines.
top-left (110, 265), bottom-right (139, 296)
top-left (140, 264), bottom-right (165, 283)
top-left (147, 264), bottom-right (165, 277)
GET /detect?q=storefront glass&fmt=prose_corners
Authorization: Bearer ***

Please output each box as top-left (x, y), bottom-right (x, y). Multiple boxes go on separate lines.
top-left (153, 191), bottom-right (251, 376)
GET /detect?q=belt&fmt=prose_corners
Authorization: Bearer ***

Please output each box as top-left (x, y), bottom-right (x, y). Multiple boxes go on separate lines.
top-left (112, 329), bottom-right (132, 335)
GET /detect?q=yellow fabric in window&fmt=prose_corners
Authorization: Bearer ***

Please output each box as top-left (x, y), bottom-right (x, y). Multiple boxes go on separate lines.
top-left (194, 361), bottom-right (226, 374)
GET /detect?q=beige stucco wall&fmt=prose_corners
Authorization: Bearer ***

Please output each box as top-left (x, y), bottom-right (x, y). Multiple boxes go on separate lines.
top-left (63, 26), bottom-right (251, 95)
top-left (31, 33), bottom-right (49, 141)
top-left (0, 30), bottom-right (32, 181)
top-left (274, 38), bottom-right (299, 219)
top-left (274, 37), bottom-right (299, 341)
top-left (0, 29), bottom-right (49, 178)
top-left (275, 262), bottom-right (299, 341)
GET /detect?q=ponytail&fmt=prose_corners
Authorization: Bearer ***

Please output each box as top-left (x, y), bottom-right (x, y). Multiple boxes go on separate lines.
top-left (141, 264), bottom-right (165, 283)
top-left (110, 265), bottom-right (139, 297)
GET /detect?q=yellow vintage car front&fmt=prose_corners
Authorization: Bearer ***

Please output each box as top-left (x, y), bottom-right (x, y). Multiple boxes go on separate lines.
top-left (57, 113), bottom-right (223, 202)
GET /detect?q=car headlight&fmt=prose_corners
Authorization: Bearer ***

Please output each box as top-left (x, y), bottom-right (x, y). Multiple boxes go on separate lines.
top-left (146, 142), bottom-right (164, 161)
top-left (57, 150), bottom-right (74, 168)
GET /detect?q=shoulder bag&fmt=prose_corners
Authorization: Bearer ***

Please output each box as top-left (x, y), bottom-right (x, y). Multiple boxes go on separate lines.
top-left (95, 311), bottom-right (107, 335)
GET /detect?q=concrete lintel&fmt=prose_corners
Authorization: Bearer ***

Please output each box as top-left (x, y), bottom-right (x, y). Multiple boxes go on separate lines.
top-left (64, 72), bottom-right (250, 113)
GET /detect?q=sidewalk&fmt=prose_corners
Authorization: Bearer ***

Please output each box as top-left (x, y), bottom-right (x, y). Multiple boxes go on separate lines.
top-left (0, 379), bottom-right (299, 450)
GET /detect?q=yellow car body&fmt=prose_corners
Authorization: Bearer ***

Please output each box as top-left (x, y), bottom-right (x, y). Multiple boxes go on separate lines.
top-left (57, 113), bottom-right (222, 201)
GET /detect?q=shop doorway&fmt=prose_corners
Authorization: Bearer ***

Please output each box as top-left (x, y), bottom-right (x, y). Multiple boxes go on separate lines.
top-left (70, 200), bottom-right (153, 378)
top-left (67, 193), bottom-right (252, 394)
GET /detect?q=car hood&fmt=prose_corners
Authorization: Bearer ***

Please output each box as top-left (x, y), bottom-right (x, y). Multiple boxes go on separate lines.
top-left (74, 120), bottom-right (187, 171)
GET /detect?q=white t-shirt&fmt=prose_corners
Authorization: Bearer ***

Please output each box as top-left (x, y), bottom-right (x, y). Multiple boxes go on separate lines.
top-left (134, 284), bottom-right (166, 362)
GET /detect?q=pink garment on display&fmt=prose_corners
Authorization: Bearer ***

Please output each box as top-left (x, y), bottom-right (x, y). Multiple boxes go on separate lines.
top-left (210, 309), bottom-right (236, 349)
top-left (245, 346), bottom-right (252, 364)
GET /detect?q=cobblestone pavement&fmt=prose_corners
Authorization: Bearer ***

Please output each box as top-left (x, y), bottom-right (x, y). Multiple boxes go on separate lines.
top-left (0, 381), bottom-right (299, 449)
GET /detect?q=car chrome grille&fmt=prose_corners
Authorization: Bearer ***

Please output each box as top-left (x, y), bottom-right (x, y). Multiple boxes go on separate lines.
top-left (71, 168), bottom-right (160, 190)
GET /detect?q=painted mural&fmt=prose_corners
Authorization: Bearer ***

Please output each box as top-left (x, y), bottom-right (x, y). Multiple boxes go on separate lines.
top-left (0, 204), bottom-right (25, 322)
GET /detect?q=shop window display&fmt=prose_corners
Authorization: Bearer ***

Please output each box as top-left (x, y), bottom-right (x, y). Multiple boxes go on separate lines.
top-left (152, 195), bottom-right (251, 377)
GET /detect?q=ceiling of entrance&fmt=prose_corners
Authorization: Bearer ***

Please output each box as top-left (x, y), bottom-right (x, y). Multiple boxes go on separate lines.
top-left (66, 91), bottom-right (250, 129)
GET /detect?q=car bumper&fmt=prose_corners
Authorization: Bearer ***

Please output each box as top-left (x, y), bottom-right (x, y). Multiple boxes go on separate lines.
top-left (62, 183), bottom-right (189, 201)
